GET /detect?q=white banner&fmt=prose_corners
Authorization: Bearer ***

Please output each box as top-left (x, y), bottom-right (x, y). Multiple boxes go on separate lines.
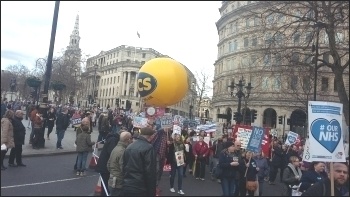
top-left (237, 127), bottom-right (252, 149)
top-left (302, 138), bottom-right (312, 162)
top-left (285, 131), bottom-right (299, 146)
top-left (308, 101), bottom-right (345, 162)
top-left (173, 125), bottom-right (181, 135)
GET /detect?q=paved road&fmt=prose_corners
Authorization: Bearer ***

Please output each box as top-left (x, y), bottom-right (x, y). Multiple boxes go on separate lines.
top-left (157, 168), bottom-right (285, 196)
top-left (1, 153), bottom-right (98, 196)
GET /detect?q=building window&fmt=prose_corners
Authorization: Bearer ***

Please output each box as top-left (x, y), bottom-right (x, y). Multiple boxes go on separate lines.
top-left (274, 76), bottom-right (281, 90)
top-left (127, 51), bottom-right (131, 57)
top-left (250, 56), bottom-right (257, 67)
top-left (234, 40), bottom-right (238, 50)
top-left (254, 17), bottom-right (260, 26)
top-left (114, 77), bottom-right (116, 84)
top-left (244, 37), bottom-right (249, 47)
top-left (291, 76), bottom-right (298, 90)
top-left (265, 33), bottom-right (272, 45)
top-left (321, 77), bottom-right (329, 91)
top-left (262, 77), bottom-right (269, 90)
top-left (275, 33), bottom-right (284, 45)
top-left (245, 18), bottom-right (250, 28)
top-left (266, 14), bottom-right (274, 24)
top-left (235, 22), bottom-right (239, 32)
top-left (294, 33), bottom-right (300, 45)
top-left (117, 76), bottom-right (120, 83)
top-left (323, 53), bottom-right (330, 63)
top-left (291, 53), bottom-right (299, 63)
top-left (277, 13), bottom-right (285, 23)
top-left (334, 78), bottom-right (337, 92)
top-left (252, 37), bottom-right (257, 46)
top-left (302, 77), bottom-right (311, 91)
top-left (229, 42), bottom-right (232, 52)
top-left (305, 32), bottom-right (312, 43)
top-left (275, 53), bottom-right (282, 65)
top-left (264, 54), bottom-right (271, 65)
top-left (142, 53), bottom-right (146, 58)
top-left (335, 32), bottom-right (344, 44)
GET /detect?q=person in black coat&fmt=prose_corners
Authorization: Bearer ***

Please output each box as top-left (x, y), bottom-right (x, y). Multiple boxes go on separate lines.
top-left (96, 132), bottom-right (120, 196)
top-left (8, 110), bottom-right (26, 167)
top-left (269, 140), bottom-right (284, 184)
top-left (55, 108), bottom-right (70, 149)
top-left (46, 107), bottom-right (56, 140)
top-left (122, 127), bottom-right (156, 196)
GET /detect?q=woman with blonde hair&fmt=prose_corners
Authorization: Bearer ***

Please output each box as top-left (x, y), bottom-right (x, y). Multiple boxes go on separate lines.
top-left (1, 110), bottom-right (15, 170)
top-left (282, 155), bottom-right (302, 196)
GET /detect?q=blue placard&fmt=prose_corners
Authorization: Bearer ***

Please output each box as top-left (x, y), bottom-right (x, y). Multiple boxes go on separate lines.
top-left (246, 126), bottom-right (264, 153)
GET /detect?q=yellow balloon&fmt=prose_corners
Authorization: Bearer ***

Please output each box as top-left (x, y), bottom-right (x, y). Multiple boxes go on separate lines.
top-left (137, 58), bottom-right (189, 107)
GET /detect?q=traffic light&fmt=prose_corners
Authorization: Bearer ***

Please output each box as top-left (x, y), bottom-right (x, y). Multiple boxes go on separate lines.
top-left (125, 100), bottom-right (131, 111)
top-left (251, 109), bottom-right (257, 123)
top-left (115, 98), bottom-right (120, 107)
top-left (287, 118), bottom-right (291, 125)
top-left (233, 112), bottom-right (243, 123)
top-left (278, 116), bottom-right (283, 124)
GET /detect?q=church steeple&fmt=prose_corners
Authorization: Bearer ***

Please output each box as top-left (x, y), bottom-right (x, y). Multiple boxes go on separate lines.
top-left (67, 14), bottom-right (80, 50)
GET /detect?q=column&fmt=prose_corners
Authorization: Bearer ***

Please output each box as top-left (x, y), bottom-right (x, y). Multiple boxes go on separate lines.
top-left (133, 72), bottom-right (138, 96)
top-left (120, 72), bottom-right (125, 96)
top-left (126, 72), bottom-right (131, 96)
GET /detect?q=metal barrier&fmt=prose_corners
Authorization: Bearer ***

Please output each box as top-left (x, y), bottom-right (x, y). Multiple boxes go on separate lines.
top-left (92, 140), bottom-right (110, 196)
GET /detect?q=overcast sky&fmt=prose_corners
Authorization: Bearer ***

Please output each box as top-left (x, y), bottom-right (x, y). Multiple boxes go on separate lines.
top-left (1, 1), bottom-right (221, 90)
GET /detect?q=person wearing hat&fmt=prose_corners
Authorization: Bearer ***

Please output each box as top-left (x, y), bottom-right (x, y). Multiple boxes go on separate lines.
top-left (122, 127), bottom-right (156, 196)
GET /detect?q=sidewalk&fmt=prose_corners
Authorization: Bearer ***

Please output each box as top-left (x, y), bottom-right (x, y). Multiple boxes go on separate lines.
top-left (7, 119), bottom-right (101, 157)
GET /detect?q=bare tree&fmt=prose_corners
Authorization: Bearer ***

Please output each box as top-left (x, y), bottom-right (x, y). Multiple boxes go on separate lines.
top-left (4, 63), bottom-right (31, 100)
top-left (194, 71), bottom-right (212, 117)
top-left (248, 1), bottom-right (349, 125)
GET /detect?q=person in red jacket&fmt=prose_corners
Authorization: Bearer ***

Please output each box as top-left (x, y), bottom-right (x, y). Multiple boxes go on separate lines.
top-left (193, 136), bottom-right (209, 180)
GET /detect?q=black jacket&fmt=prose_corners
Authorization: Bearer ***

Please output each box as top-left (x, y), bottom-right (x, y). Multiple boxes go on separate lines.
top-left (46, 111), bottom-right (56, 128)
top-left (301, 178), bottom-right (348, 196)
top-left (96, 133), bottom-right (120, 173)
top-left (12, 117), bottom-right (26, 145)
top-left (271, 146), bottom-right (284, 167)
top-left (56, 112), bottom-right (70, 130)
top-left (122, 136), bottom-right (156, 196)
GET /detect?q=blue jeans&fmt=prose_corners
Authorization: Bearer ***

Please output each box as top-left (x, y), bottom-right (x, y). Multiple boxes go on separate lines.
top-left (76, 151), bottom-right (88, 172)
top-left (56, 129), bottom-right (65, 148)
top-left (170, 163), bottom-right (184, 190)
top-left (221, 177), bottom-right (236, 196)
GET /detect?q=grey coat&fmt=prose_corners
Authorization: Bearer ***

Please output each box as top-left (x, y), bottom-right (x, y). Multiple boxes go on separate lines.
top-left (75, 132), bottom-right (95, 152)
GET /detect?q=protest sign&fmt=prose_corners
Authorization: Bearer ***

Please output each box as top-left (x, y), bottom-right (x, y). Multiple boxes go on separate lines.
top-left (173, 125), bottom-right (181, 135)
top-left (285, 131), bottom-right (299, 146)
top-left (71, 118), bottom-right (82, 126)
top-left (175, 151), bottom-right (185, 166)
top-left (160, 115), bottom-right (173, 129)
top-left (133, 117), bottom-right (148, 128)
top-left (237, 127), bottom-right (252, 149)
top-left (246, 126), bottom-right (264, 153)
top-left (308, 101), bottom-right (345, 162)
top-left (302, 138), bottom-right (312, 162)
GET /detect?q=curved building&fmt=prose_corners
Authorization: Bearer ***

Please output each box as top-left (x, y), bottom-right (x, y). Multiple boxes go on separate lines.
top-left (212, 1), bottom-right (349, 137)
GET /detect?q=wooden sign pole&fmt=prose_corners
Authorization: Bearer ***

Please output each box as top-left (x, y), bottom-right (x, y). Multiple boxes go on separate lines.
top-left (244, 154), bottom-right (252, 177)
top-left (330, 162), bottom-right (334, 196)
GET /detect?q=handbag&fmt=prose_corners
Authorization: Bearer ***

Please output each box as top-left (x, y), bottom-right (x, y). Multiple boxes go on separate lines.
top-left (246, 180), bottom-right (258, 191)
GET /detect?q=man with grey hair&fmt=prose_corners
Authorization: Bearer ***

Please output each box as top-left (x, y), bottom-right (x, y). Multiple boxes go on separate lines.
top-left (8, 110), bottom-right (26, 167)
top-left (107, 131), bottom-right (132, 196)
top-left (122, 127), bottom-right (156, 196)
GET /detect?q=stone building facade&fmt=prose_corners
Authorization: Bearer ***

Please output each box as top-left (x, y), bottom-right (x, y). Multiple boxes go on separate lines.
top-left (81, 45), bottom-right (197, 115)
top-left (212, 1), bottom-right (349, 137)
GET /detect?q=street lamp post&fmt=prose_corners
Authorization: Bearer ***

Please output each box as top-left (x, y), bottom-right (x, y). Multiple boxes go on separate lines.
top-left (228, 77), bottom-right (253, 124)
top-left (91, 64), bottom-right (98, 105)
top-left (312, 21), bottom-right (326, 101)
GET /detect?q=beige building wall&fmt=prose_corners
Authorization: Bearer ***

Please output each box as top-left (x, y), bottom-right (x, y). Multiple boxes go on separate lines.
top-left (81, 45), bottom-right (197, 116)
